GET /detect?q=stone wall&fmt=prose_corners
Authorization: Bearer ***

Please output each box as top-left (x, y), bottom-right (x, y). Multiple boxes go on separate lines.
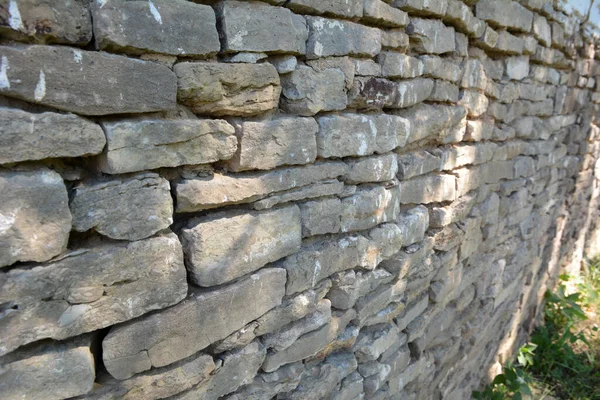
top-left (1, 0), bottom-right (600, 399)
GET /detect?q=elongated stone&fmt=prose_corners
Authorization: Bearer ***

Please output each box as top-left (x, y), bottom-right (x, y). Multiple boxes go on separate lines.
top-left (98, 118), bottom-right (237, 174)
top-left (341, 185), bottom-right (400, 232)
top-left (0, 167), bottom-right (71, 268)
top-left (287, 0), bottom-right (363, 18)
top-left (0, 45), bottom-right (176, 115)
top-left (70, 173), bottom-right (173, 241)
top-left (102, 268), bottom-right (285, 379)
top-left (181, 206), bottom-right (301, 286)
top-left (407, 19), bottom-right (455, 54)
top-left (175, 161), bottom-right (347, 212)
top-left (398, 174), bottom-right (456, 204)
top-left (306, 16), bottom-right (381, 59)
top-left (92, 0), bottom-right (220, 56)
top-left (0, 108), bottom-right (105, 164)
top-left (475, 0), bottom-right (533, 33)
top-left (0, 233), bottom-right (187, 356)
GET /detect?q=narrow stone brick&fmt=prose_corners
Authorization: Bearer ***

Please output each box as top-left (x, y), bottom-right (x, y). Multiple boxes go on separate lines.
top-left (393, 0), bottom-right (449, 17)
top-left (407, 19), bottom-right (456, 54)
top-left (397, 103), bottom-right (466, 144)
top-left (362, 0), bottom-right (409, 28)
top-left (102, 268), bottom-right (285, 379)
top-left (181, 206), bottom-right (301, 287)
top-left (475, 0), bottom-right (533, 33)
top-left (344, 153), bottom-right (399, 184)
top-left (306, 16), bottom-right (381, 59)
top-left (398, 174), bottom-right (456, 204)
top-left (0, 45), bottom-right (177, 115)
top-left (0, 233), bottom-right (187, 356)
top-left (379, 52), bottom-right (424, 79)
top-left (286, 0), bottom-right (364, 18)
top-left (299, 198), bottom-right (342, 237)
top-left (341, 185), bottom-right (400, 232)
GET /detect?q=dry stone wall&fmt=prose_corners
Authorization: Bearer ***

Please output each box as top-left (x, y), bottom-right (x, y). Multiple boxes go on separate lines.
top-left (1, 0), bottom-right (600, 399)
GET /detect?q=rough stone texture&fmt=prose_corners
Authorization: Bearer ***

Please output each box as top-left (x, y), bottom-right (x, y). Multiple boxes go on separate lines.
top-left (0, 167), bottom-right (71, 268)
top-left (0, 0), bottom-right (92, 44)
top-left (175, 62), bottom-right (281, 117)
top-left (93, 0), bottom-right (220, 57)
top-left (217, 1), bottom-right (307, 54)
top-left (181, 206), bottom-right (301, 286)
top-left (0, 234), bottom-right (187, 356)
top-left (476, 0), bottom-right (534, 33)
top-left (70, 173), bottom-right (173, 241)
top-left (98, 118), bottom-right (237, 174)
top-left (102, 268), bottom-right (285, 379)
top-left (306, 16), bottom-right (382, 59)
top-left (287, 0), bottom-right (363, 18)
top-left (0, 107), bottom-right (105, 164)
top-left (362, 0), bottom-right (409, 28)
top-left (407, 18), bottom-right (456, 54)
top-left (227, 116), bottom-right (318, 171)
top-left (0, 45), bottom-right (177, 115)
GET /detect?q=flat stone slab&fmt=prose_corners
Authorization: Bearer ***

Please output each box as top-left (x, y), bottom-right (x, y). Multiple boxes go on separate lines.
top-left (181, 206), bottom-right (301, 286)
top-left (0, 45), bottom-right (177, 115)
top-left (0, 108), bottom-right (106, 164)
top-left (92, 0), bottom-right (220, 56)
top-left (0, 233), bottom-right (187, 356)
top-left (102, 268), bottom-right (285, 379)
top-left (0, 167), bottom-right (71, 268)
top-left (306, 16), bottom-right (381, 59)
top-left (98, 118), bottom-right (237, 174)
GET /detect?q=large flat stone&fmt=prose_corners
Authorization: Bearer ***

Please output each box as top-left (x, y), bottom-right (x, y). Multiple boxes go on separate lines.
top-left (398, 174), bottom-right (456, 204)
top-left (397, 103), bottom-right (466, 143)
top-left (217, 1), bottom-right (307, 54)
top-left (175, 62), bottom-right (281, 117)
top-left (287, 0), bottom-right (363, 18)
top-left (407, 19), bottom-right (455, 54)
top-left (181, 206), bottom-right (301, 286)
top-left (0, 337), bottom-right (95, 400)
top-left (317, 114), bottom-right (407, 158)
top-left (70, 173), bottom-right (173, 241)
top-left (341, 185), bottom-right (400, 232)
top-left (0, 108), bottom-right (105, 164)
top-left (344, 153), bottom-right (399, 184)
top-left (0, 45), bottom-right (176, 115)
top-left (0, 0), bottom-right (92, 45)
top-left (280, 65), bottom-right (347, 116)
top-left (0, 233), bottom-right (187, 356)
top-left (175, 161), bottom-right (347, 212)
top-left (98, 118), bottom-right (236, 174)
top-left (306, 16), bottom-right (381, 59)
top-left (0, 167), bottom-right (71, 268)
top-left (227, 117), bottom-right (318, 171)
top-left (476, 0), bottom-right (533, 33)
top-left (92, 0), bottom-right (220, 56)
top-left (102, 268), bottom-right (285, 379)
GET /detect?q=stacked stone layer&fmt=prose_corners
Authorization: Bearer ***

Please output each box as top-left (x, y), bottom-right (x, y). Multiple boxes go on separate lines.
top-left (1, 0), bottom-right (600, 399)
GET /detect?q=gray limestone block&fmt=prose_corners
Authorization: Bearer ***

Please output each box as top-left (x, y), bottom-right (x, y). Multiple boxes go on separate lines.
top-left (98, 118), bottom-right (237, 174)
top-left (102, 268), bottom-right (285, 379)
top-left (180, 206), bottom-right (301, 287)
top-left (397, 103), bottom-right (466, 144)
top-left (299, 197), bottom-right (342, 237)
top-left (0, 167), bottom-right (71, 268)
top-left (0, 336), bottom-right (95, 400)
top-left (344, 153), bottom-right (399, 184)
top-left (175, 62), bottom-right (281, 117)
top-left (0, 45), bottom-right (177, 115)
top-left (379, 52), bottom-right (424, 79)
top-left (217, 0), bottom-right (308, 54)
top-left (286, 0), bottom-right (363, 18)
top-left (0, 108), bottom-right (106, 164)
top-left (253, 180), bottom-right (344, 210)
top-left (475, 0), bottom-right (534, 33)
top-left (226, 116), bottom-right (318, 171)
top-left (393, 0), bottom-right (448, 17)
top-left (397, 174), bottom-right (456, 204)
top-left (0, 233), bottom-right (187, 356)
top-left (362, 0), bottom-right (409, 28)
top-left (93, 0), bottom-right (220, 56)
top-left (70, 173), bottom-right (173, 241)
top-left (341, 185), bottom-right (400, 233)
top-left (0, 0), bottom-right (92, 45)
top-left (406, 18), bottom-right (456, 54)
top-left (305, 16), bottom-right (382, 59)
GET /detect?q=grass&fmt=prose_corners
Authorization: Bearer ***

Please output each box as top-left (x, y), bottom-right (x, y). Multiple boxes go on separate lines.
top-left (474, 257), bottom-right (600, 400)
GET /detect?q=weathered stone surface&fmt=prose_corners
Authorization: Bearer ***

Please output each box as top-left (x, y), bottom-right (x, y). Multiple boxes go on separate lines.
top-left (0, 45), bottom-right (176, 115)
top-left (317, 114), bottom-right (407, 158)
top-left (344, 153), bottom-right (398, 184)
top-left (306, 56), bottom-right (356, 88)
top-left (227, 363), bottom-right (304, 400)
top-left (354, 323), bottom-right (402, 362)
top-left (429, 80), bottom-right (460, 102)
top-left (102, 268), bottom-right (285, 379)
top-left (253, 180), bottom-right (343, 210)
top-left (281, 234), bottom-right (372, 294)
top-left (506, 56), bottom-right (530, 81)
top-left (459, 90), bottom-right (489, 117)
top-left (362, 0), bottom-right (409, 28)
top-left (0, 0), bottom-right (92, 44)
top-left (0, 337), bottom-right (95, 400)
top-left (393, 0), bottom-right (448, 17)
top-left (299, 198), bottom-right (342, 237)
top-left (98, 118), bottom-right (236, 174)
top-left (175, 62), bottom-right (281, 117)
top-left (181, 206), bottom-right (301, 287)
top-left (379, 52), bottom-right (424, 79)
top-left (227, 117), bottom-right (317, 171)
top-left (398, 103), bottom-right (467, 143)
top-left (281, 65), bottom-right (347, 116)
top-left (328, 269), bottom-right (394, 309)
top-left (495, 30), bottom-right (525, 54)
top-left (396, 149), bottom-right (442, 180)
top-left (341, 185), bottom-right (399, 232)
top-left (306, 16), bottom-right (381, 59)
top-left (348, 77), bottom-right (434, 110)
top-left (269, 55), bottom-right (297, 73)
top-left (533, 14), bottom-right (551, 46)
top-left (83, 353), bottom-right (215, 400)
top-left (174, 342), bottom-right (266, 400)
top-left (175, 161), bottom-right (347, 212)
top-left (389, 78), bottom-right (435, 108)
top-left (217, 1), bottom-right (307, 54)
top-left (382, 29), bottom-right (410, 51)
top-left (70, 173), bottom-right (173, 241)
top-left (93, 0), bottom-right (220, 56)
top-left (407, 19), bottom-right (456, 54)
top-left (1, 233), bottom-right (187, 356)
top-left (0, 167), bottom-right (70, 268)
top-left (0, 108), bottom-right (105, 164)
top-left (444, 0), bottom-right (485, 37)
top-left (476, 0), bottom-right (533, 33)
top-left (398, 174), bottom-right (456, 204)
top-left (398, 206), bottom-right (429, 246)
top-left (286, 0), bottom-right (363, 18)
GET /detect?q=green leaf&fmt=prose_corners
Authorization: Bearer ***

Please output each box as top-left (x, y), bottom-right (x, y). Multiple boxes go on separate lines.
top-left (492, 374), bottom-right (506, 385)
top-left (520, 383), bottom-right (532, 396)
top-left (512, 392), bottom-right (523, 400)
